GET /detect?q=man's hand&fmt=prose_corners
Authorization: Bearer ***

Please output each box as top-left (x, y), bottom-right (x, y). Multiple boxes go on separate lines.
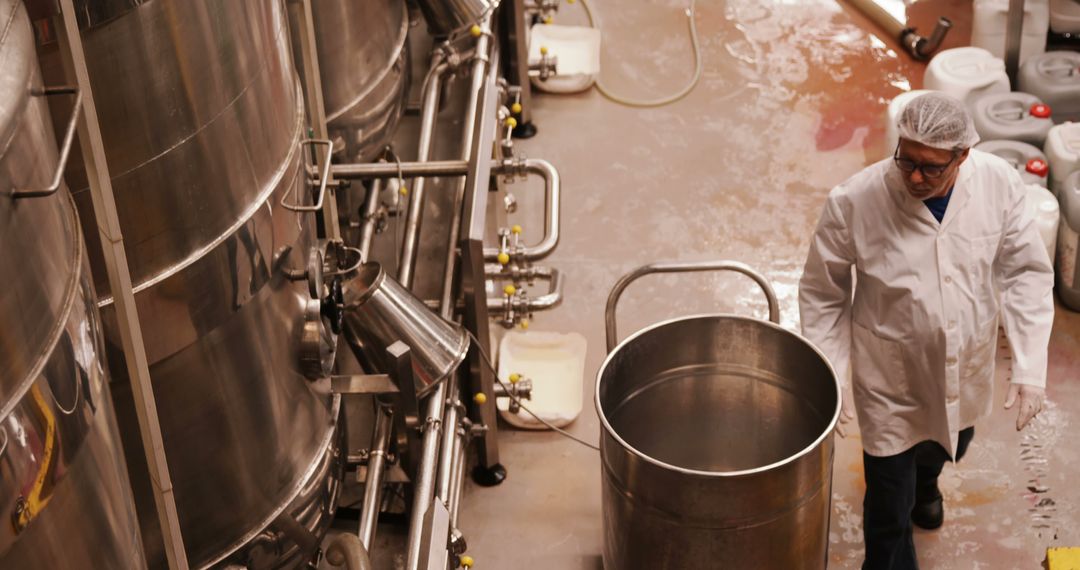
top-left (836, 385), bottom-right (856, 437)
top-left (1004, 383), bottom-right (1045, 431)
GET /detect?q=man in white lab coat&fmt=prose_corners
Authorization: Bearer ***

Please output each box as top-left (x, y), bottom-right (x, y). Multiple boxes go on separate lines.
top-left (799, 92), bottom-right (1054, 570)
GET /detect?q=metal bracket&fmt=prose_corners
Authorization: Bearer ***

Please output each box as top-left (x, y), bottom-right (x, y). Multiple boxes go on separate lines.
top-left (281, 138), bottom-right (333, 212)
top-left (13, 86), bottom-right (82, 199)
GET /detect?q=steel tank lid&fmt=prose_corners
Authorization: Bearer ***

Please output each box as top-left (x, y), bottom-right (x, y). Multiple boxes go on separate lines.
top-left (0, 0), bottom-right (34, 158)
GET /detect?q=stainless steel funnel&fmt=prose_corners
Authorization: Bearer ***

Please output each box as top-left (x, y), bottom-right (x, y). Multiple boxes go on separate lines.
top-left (342, 262), bottom-right (469, 395)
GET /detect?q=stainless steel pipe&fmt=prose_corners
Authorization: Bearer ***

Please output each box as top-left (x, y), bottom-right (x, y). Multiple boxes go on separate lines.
top-left (332, 160), bottom-right (469, 180)
top-left (357, 402), bottom-right (393, 549)
top-left (398, 60), bottom-right (449, 289)
top-left (358, 177), bottom-right (384, 262)
top-left (483, 158), bottom-right (561, 261)
top-left (406, 16), bottom-right (494, 570)
top-left (843, 0), bottom-right (951, 61)
top-left (486, 266), bottom-right (564, 311)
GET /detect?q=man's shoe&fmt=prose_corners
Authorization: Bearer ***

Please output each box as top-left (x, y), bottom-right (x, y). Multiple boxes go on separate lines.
top-left (912, 496), bottom-right (944, 530)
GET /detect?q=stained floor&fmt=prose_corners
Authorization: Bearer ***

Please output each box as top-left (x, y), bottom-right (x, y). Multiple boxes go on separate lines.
top-left (454, 1), bottom-right (1080, 568)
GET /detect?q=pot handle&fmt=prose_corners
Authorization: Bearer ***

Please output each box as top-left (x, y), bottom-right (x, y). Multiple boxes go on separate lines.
top-left (604, 261), bottom-right (780, 353)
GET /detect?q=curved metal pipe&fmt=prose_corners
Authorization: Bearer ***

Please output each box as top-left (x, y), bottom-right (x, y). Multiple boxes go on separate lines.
top-left (325, 533), bottom-right (374, 570)
top-left (485, 266), bottom-right (564, 311)
top-left (844, 0), bottom-right (951, 61)
top-left (484, 158), bottom-right (562, 262)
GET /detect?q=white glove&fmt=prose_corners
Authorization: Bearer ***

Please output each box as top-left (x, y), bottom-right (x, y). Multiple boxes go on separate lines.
top-left (1004, 383), bottom-right (1045, 431)
top-left (835, 384), bottom-right (856, 438)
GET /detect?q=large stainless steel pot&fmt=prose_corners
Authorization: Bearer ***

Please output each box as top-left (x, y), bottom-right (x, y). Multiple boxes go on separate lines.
top-left (596, 261), bottom-right (840, 570)
top-left (291, 0), bottom-right (411, 164)
top-left (31, 0), bottom-right (342, 567)
top-left (0, 0), bottom-right (143, 566)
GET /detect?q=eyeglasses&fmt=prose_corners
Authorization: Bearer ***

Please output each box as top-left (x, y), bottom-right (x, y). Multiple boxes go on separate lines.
top-left (893, 145), bottom-right (958, 179)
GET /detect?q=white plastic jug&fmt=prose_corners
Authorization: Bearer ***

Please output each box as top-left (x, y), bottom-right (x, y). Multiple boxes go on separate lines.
top-left (972, 0), bottom-right (1050, 65)
top-left (1046, 122), bottom-right (1080, 195)
top-left (496, 330), bottom-right (588, 429)
top-left (1050, 0), bottom-right (1080, 33)
top-left (884, 89), bottom-right (935, 156)
top-left (1018, 51), bottom-right (1080, 124)
top-left (924, 47), bottom-right (1010, 106)
top-left (528, 24), bottom-right (602, 94)
top-left (975, 140), bottom-right (1051, 187)
top-left (1056, 170), bottom-right (1080, 311)
top-left (1027, 183), bottom-right (1061, 263)
top-left (971, 92), bottom-right (1054, 146)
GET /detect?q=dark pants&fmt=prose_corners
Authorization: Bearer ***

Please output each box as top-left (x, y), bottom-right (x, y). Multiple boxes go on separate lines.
top-left (861, 427), bottom-right (975, 570)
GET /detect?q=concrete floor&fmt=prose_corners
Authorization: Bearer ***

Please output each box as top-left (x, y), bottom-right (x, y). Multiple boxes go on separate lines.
top-left (454, 1), bottom-right (1080, 568)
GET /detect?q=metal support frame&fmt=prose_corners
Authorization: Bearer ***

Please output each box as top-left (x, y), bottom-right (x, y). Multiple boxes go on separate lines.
top-left (291, 0), bottom-right (341, 240)
top-left (460, 42), bottom-right (504, 471)
top-left (332, 342), bottom-right (422, 550)
top-left (499, 0), bottom-right (535, 128)
top-left (53, 0), bottom-right (189, 567)
top-left (1005, 0), bottom-right (1026, 84)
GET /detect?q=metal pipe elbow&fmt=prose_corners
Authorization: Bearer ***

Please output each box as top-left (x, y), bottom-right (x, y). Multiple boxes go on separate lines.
top-left (325, 533), bottom-right (374, 570)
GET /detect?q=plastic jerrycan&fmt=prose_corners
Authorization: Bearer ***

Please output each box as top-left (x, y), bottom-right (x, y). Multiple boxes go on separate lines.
top-left (924, 47), bottom-right (1010, 106)
top-left (1046, 122), bottom-right (1080, 195)
top-left (1050, 0), bottom-right (1080, 33)
top-left (1056, 170), bottom-right (1080, 311)
top-left (1027, 183), bottom-right (1061, 263)
top-left (972, 0), bottom-right (1050, 65)
top-left (1018, 51), bottom-right (1080, 124)
top-left (976, 140), bottom-right (1051, 187)
top-left (970, 92), bottom-right (1054, 146)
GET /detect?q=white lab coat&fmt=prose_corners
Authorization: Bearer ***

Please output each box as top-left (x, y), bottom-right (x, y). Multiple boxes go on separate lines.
top-left (799, 150), bottom-right (1054, 457)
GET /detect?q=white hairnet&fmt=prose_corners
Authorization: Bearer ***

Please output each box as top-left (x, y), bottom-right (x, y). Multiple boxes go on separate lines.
top-left (896, 92), bottom-right (980, 151)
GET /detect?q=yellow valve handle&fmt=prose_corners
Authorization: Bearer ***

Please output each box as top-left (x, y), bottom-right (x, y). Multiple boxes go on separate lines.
top-left (473, 393), bottom-right (487, 405)
top-left (399, 186), bottom-right (409, 196)
top-left (519, 319), bottom-right (530, 330)
top-left (497, 252), bottom-right (510, 265)
top-left (509, 373), bottom-right (521, 384)
top-left (470, 25), bottom-right (482, 38)
top-left (540, 45), bottom-right (549, 56)
top-left (503, 284), bottom-right (517, 296)
top-left (511, 224), bottom-right (522, 235)
top-left (543, 15), bottom-right (553, 24)
top-left (460, 555), bottom-right (475, 568)
top-left (511, 102), bottom-right (523, 114)
top-left (504, 117), bottom-right (518, 129)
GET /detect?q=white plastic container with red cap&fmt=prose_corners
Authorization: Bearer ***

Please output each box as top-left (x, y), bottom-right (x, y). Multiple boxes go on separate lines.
top-left (1026, 183), bottom-right (1061, 263)
top-left (883, 89), bottom-right (935, 157)
top-left (924, 47), bottom-right (1010, 106)
top-left (1018, 51), bottom-right (1080, 124)
top-left (1046, 122), bottom-right (1080, 195)
top-left (976, 140), bottom-right (1052, 187)
top-left (972, 0), bottom-right (1050, 65)
top-left (1050, 0), bottom-right (1080, 33)
top-left (970, 92), bottom-right (1054, 146)
top-left (1056, 170), bottom-right (1080, 311)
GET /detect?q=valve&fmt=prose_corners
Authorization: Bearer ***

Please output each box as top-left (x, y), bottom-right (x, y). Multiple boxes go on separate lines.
top-left (524, 0), bottom-right (560, 23)
top-left (529, 46), bottom-right (558, 82)
top-left (494, 373), bottom-right (533, 414)
top-left (459, 555), bottom-right (475, 569)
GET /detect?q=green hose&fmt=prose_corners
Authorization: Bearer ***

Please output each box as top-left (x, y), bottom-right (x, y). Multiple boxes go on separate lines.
top-left (576, 0), bottom-right (702, 108)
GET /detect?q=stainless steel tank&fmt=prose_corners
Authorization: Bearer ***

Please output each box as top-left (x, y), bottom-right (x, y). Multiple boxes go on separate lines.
top-left (32, 0), bottom-right (342, 567)
top-left (596, 262), bottom-right (840, 570)
top-left (0, 0), bottom-right (144, 567)
top-left (293, 0), bottom-right (411, 164)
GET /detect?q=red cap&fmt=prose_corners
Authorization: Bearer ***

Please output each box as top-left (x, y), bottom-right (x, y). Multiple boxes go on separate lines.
top-left (1026, 158), bottom-right (1049, 177)
top-left (1030, 103), bottom-right (1052, 119)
